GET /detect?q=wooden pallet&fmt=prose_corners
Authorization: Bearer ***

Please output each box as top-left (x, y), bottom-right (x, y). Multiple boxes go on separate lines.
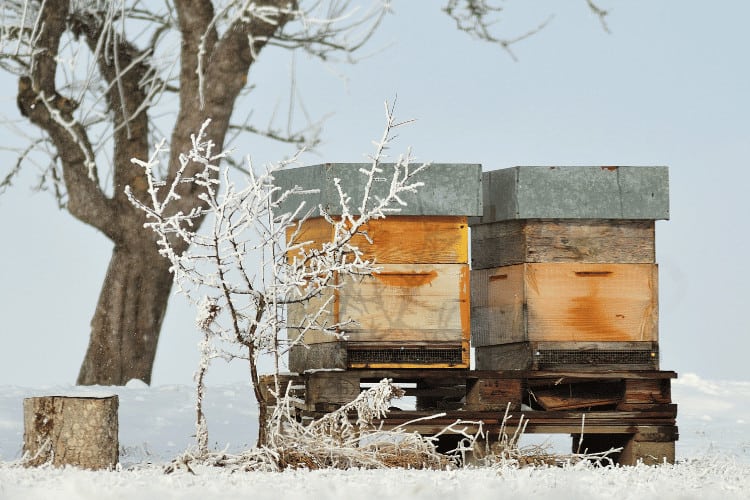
top-left (260, 368), bottom-right (678, 465)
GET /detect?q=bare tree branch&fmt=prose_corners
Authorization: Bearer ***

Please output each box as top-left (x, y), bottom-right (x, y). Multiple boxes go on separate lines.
top-left (443, 0), bottom-right (611, 60)
top-left (442, 0), bottom-right (554, 61)
top-left (14, 0), bottom-right (118, 238)
top-left (68, 6), bottom-right (154, 211)
top-left (586, 0), bottom-right (611, 34)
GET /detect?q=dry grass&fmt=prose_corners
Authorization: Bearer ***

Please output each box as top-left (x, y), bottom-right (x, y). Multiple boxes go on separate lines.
top-left (165, 380), bottom-right (620, 473)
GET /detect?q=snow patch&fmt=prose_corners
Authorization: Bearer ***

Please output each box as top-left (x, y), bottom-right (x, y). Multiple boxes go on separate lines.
top-left (126, 379), bottom-right (149, 389)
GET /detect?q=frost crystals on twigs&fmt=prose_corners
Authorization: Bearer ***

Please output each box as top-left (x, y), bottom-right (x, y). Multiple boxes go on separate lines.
top-left (167, 379), bottom-right (457, 471)
top-left (127, 101), bottom-right (429, 450)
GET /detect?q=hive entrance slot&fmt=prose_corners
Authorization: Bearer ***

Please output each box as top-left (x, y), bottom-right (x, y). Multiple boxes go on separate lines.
top-left (347, 347), bottom-right (464, 365)
top-left (535, 349), bottom-right (658, 368)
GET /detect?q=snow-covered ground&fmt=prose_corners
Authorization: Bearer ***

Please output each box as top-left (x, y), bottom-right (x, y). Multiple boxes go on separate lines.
top-left (0, 373), bottom-right (748, 499)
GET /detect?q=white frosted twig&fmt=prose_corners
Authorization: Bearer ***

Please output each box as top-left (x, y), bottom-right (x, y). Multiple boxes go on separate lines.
top-left (128, 102), bottom-right (433, 454)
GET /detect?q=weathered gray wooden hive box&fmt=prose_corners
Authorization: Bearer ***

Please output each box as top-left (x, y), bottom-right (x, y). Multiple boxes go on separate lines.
top-left (275, 163), bottom-right (482, 372)
top-left (470, 166), bottom-right (669, 371)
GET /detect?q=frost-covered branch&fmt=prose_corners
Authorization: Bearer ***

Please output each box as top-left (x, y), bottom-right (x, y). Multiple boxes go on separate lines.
top-left (168, 378), bottom-right (454, 471)
top-left (128, 102), bottom-right (430, 448)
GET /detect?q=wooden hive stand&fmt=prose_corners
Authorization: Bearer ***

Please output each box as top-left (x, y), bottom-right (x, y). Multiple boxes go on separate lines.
top-left (264, 164), bottom-right (677, 466)
top-left (260, 368), bottom-right (678, 465)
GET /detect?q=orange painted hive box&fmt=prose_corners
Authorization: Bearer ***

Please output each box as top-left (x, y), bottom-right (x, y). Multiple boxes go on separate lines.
top-left (471, 262), bottom-right (659, 346)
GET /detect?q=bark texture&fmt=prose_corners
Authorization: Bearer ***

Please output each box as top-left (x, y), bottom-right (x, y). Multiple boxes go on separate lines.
top-left (23, 395), bottom-right (119, 470)
top-left (77, 243), bottom-right (174, 385)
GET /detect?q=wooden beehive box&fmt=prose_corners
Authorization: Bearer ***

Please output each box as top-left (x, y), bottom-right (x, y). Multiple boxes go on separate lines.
top-left (472, 262), bottom-right (660, 370)
top-left (471, 219), bottom-right (656, 269)
top-left (471, 262), bottom-right (659, 345)
top-left (470, 166), bottom-right (669, 371)
top-left (273, 163), bottom-right (482, 372)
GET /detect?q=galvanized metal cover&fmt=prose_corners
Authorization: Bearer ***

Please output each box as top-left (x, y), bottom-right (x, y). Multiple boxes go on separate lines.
top-left (471, 166), bottom-right (670, 223)
top-left (273, 163), bottom-right (483, 218)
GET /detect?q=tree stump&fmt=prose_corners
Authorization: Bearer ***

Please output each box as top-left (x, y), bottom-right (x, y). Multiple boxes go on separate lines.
top-left (23, 395), bottom-right (119, 470)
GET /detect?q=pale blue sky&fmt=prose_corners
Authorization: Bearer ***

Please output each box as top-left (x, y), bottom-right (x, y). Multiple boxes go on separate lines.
top-left (1, 1), bottom-right (748, 385)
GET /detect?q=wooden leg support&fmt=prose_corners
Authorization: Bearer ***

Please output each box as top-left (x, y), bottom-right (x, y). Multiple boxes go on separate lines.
top-left (572, 426), bottom-right (677, 465)
top-left (619, 440), bottom-right (675, 465)
top-left (572, 433), bottom-right (630, 462)
top-left (305, 372), bottom-right (361, 412)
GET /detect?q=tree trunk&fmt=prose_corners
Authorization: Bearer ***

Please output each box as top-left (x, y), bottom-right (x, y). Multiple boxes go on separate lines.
top-left (77, 241), bottom-right (173, 385)
top-left (257, 398), bottom-right (269, 447)
top-left (23, 395), bottom-right (119, 469)
top-left (16, 0), bottom-right (294, 387)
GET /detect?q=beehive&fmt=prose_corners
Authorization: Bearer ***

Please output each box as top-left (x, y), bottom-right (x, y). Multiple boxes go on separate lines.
top-left (273, 163), bottom-right (482, 372)
top-left (470, 166), bottom-right (669, 371)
